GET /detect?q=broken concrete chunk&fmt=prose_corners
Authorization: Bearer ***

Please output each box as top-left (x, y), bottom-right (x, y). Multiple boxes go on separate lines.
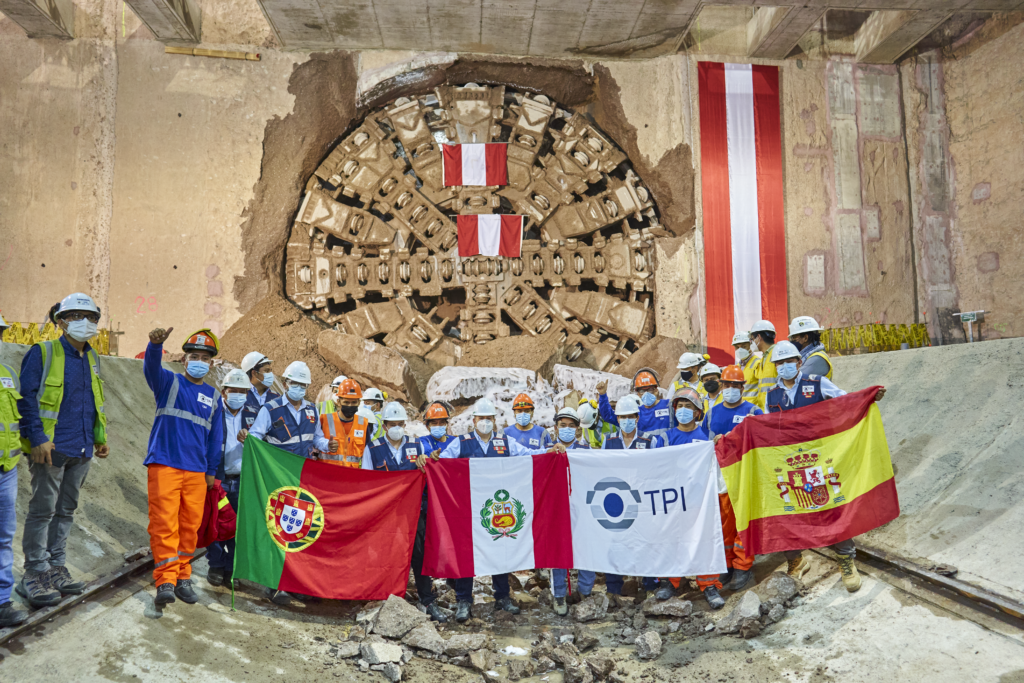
top-left (382, 662), bottom-right (403, 682)
top-left (632, 612), bottom-right (648, 630)
top-left (372, 594), bottom-right (431, 638)
top-left (551, 642), bottom-right (583, 669)
top-left (360, 642), bottom-right (404, 665)
top-left (444, 633), bottom-right (487, 656)
top-left (757, 572), bottom-right (800, 602)
top-left (507, 658), bottom-right (535, 681)
top-left (717, 591), bottom-right (762, 635)
top-left (356, 601), bottom-right (384, 625)
top-left (536, 655), bottom-right (557, 672)
top-left (766, 603), bottom-right (787, 624)
top-left (318, 331), bottom-right (422, 406)
top-left (586, 656), bottom-right (615, 681)
top-left (634, 631), bottom-right (662, 660)
top-left (572, 623), bottom-right (599, 652)
top-left (564, 663), bottom-right (595, 683)
top-left (336, 641), bottom-right (361, 658)
top-left (570, 593), bottom-right (609, 622)
top-left (401, 622), bottom-right (447, 655)
top-left (641, 596), bottom-right (692, 618)
top-left (469, 649), bottom-right (500, 672)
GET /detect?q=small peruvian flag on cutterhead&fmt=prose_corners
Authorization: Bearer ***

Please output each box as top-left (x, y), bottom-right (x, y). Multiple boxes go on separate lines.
top-left (457, 215), bottom-right (523, 258)
top-left (442, 143), bottom-right (508, 187)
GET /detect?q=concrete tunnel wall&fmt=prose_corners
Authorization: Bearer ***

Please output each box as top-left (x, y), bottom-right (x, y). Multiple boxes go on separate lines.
top-left (3, 1), bottom-right (1023, 364)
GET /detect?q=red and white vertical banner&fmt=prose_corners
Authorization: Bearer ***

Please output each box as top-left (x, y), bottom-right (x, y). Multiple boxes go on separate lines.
top-left (457, 215), bottom-right (523, 258)
top-left (442, 143), bottom-right (508, 187)
top-left (698, 62), bottom-right (788, 365)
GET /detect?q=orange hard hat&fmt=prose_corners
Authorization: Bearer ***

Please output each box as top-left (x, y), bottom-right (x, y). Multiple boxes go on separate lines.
top-left (337, 378), bottom-right (362, 399)
top-left (425, 402), bottom-right (451, 420)
top-left (182, 328), bottom-right (219, 356)
top-left (633, 369), bottom-right (659, 390)
top-left (721, 365), bottom-right (746, 382)
top-left (512, 393), bottom-right (534, 410)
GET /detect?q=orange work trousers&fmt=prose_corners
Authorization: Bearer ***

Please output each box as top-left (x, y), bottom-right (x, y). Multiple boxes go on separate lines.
top-left (694, 492), bottom-right (753, 589)
top-left (147, 464), bottom-right (206, 585)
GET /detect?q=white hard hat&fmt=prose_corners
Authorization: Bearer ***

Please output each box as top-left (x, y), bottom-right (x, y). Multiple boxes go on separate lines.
top-left (221, 368), bottom-right (251, 390)
top-left (357, 405), bottom-right (378, 424)
top-left (789, 315), bottom-right (823, 337)
top-left (473, 398), bottom-right (497, 417)
top-left (732, 331), bottom-right (750, 345)
top-left (555, 406), bottom-right (580, 424)
top-left (699, 363), bottom-right (722, 378)
top-left (57, 293), bottom-right (100, 317)
top-left (750, 320), bottom-right (776, 335)
top-left (577, 403), bottom-right (597, 428)
top-left (331, 375), bottom-right (348, 388)
top-left (0, 312), bottom-right (8, 330)
top-left (614, 394), bottom-right (641, 417)
top-left (676, 352), bottom-right (704, 369)
top-left (363, 388), bottom-right (385, 403)
top-left (771, 341), bottom-right (802, 362)
top-left (282, 361), bottom-right (311, 384)
top-left (382, 402), bottom-right (408, 422)
top-left (241, 351), bottom-right (271, 374)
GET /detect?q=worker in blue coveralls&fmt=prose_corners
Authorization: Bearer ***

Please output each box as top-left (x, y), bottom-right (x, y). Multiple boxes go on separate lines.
top-left (764, 341), bottom-right (885, 594)
top-left (419, 401), bottom-right (454, 456)
top-left (547, 406), bottom-right (589, 617)
top-left (434, 398), bottom-right (566, 623)
top-left (708, 364), bottom-right (763, 442)
top-left (596, 368), bottom-right (671, 441)
top-left (505, 393), bottom-right (553, 451)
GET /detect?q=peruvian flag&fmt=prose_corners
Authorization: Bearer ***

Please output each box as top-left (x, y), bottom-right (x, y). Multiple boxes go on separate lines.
top-left (698, 63), bottom-right (788, 365)
top-left (457, 215), bottom-right (523, 258)
top-left (423, 452), bottom-right (573, 578)
top-left (442, 143), bottom-right (508, 186)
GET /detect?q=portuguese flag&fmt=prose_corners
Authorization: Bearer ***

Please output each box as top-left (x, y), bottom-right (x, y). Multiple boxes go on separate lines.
top-left (233, 438), bottom-right (424, 600)
top-left (716, 387), bottom-right (899, 555)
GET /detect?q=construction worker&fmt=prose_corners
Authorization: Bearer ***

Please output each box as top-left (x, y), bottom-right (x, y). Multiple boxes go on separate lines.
top-left (596, 368), bottom-right (671, 440)
top-left (419, 401), bottom-right (453, 454)
top-left (708, 365), bottom-right (763, 441)
top-left (548, 406), bottom-right (588, 616)
top-left (17, 293), bottom-right (108, 608)
top-left (239, 352), bottom-right (279, 430)
top-left (435, 398), bottom-right (566, 622)
top-left (317, 375), bottom-right (349, 415)
top-left (361, 388), bottom-right (386, 441)
top-left (506, 393), bottom-right (553, 450)
top-left (361, 402), bottom-right (445, 623)
top-left (144, 327), bottom-right (223, 606)
top-left (698, 363), bottom-right (723, 428)
top-left (732, 332), bottom-right (760, 403)
top-left (765, 341), bottom-right (885, 592)
top-left (789, 316), bottom-right (833, 380)
top-left (245, 361), bottom-right (332, 459)
top-left (749, 320), bottom-right (779, 410)
top-left (671, 352), bottom-right (709, 395)
top-left (577, 400), bottom-right (614, 450)
top-left (0, 314), bottom-right (27, 627)
top-left (318, 379), bottom-right (371, 468)
top-left (206, 368), bottom-right (251, 588)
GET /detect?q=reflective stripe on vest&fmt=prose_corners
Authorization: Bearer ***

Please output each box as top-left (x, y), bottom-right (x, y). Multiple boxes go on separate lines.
top-left (154, 375), bottom-right (213, 430)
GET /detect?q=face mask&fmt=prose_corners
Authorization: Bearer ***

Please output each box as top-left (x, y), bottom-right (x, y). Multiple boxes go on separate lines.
top-left (620, 418), bottom-right (637, 434)
top-left (679, 370), bottom-right (693, 382)
top-left (286, 384), bottom-right (306, 402)
top-left (735, 348), bottom-right (750, 363)
top-left (261, 372), bottom-right (275, 388)
top-left (340, 405), bottom-right (358, 419)
top-left (558, 427), bottom-right (577, 444)
top-left (515, 412), bottom-right (532, 427)
top-left (641, 392), bottom-right (658, 407)
top-left (723, 387), bottom-right (742, 404)
top-left (703, 380), bottom-right (720, 394)
top-left (675, 407), bottom-right (694, 424)
top-left (66, 319), bottom-right (97, 342)
top-left (186, 361), bottom-right (209, 379)
top-left (476, 419), bottom-right (493, 435)
top-left (430, 426), bottom-right (447, 440)
top-left (779, 362), bottom-right (799, 380)
top-left (226, 393), bottom-right (247, 410)
top-left (387, 426), bottom-right (405, 442)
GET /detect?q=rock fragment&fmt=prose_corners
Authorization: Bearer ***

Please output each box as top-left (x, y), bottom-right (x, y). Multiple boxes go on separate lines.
top-left (336, 641), bottom-right (361, 658)
top-left (360, 642), bottom-right (404, 665)
top-left (402, 622), bottom-right (447, 655)
top-left (372, 594), bottom-right (431, 638)
top-left (641, 596), bottom-right (693, 618)
top-left (573, 623), bottom-right (599, 651)
top-left (507, 659), bottom-right (535, 681)
top-left (717, 591), bottom-right (762, 636)
top-left (586, 655), bottom-right (615, 681)
top-left (634, 631), bottom-right (662, 660)
top-left (382, 662), bottom-right (402, 682)
top-left (570, 593), bottom-right (609, 622)
top-left (444, 633), bottom-right (487, 656)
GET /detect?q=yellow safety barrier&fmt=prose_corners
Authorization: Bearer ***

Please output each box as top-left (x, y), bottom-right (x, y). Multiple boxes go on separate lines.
top-left (822, 323), bottom-right (930, 356)
top-left (1, 322), bottom-right (116, 356)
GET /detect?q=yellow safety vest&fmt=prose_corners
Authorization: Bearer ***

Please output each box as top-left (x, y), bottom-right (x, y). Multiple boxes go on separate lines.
top-left (317, 398), bottom-right (337, 416)
top-left (808, 350), bottom-right (834, 380)
top-left (741, 354), bottom-right (760, 401)
top-left (669, 378), bottom-right (708, 399)
top-left (0, 363), bottom-right (22, 471)
top-left (19, 340), bottom-right (106, 452)
top-left (582, 421), bottom-right (616, 450)
top-left (752, 345), bottom-right (779, 410)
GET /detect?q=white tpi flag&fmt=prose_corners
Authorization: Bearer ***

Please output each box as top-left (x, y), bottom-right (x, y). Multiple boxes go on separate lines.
top-left (568, 443), bottom-right (727, 577)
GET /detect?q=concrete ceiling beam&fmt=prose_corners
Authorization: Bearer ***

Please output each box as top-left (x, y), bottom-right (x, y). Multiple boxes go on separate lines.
top-left (123, 0), bottom-right (202, 43)
top-left (748, 5), bottom-right (826, 59)
top-left (0, 0), bottom-right (74, 38)
top-left (855, 8), bottom-right (955, 63)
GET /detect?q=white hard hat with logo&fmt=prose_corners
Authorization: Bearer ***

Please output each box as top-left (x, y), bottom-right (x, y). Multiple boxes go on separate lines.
top-left (732, 331), bottom-right (750, 345)
top-left (789, 316), bottom-right (823, 337)
top-left (58, 293), bottom-right (100, 317)
top-left (382, 402), bottom-right (408, 422)
top-left (241, 351), bottom-right (271, 374)
top-left (331, 375), bottom-right (348, 388)
top-left (614, 394), bottom-right (641, 417)
top-left (282, 361), bottom-right (312, 385)
top-left (577, 402), bottom-right (597, 428)
top-left (699, 363), bottom-right (722, 378)
top-left (750, 320), bottom-right (776, 335)
top-left (473, 398), bottom-right (497, 417)
top-left (363, 388), bottom-right (385, 403)
top-left (676, 352), bottom-right (704, 369)
top-left (771, 341), bottom-right (802, 362)
top-left (221, 368), bottom-right (251, 389)
top-left (555, 406), bottom-right (580, 424)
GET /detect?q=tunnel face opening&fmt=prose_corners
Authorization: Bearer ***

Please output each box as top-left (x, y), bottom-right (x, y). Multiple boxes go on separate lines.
top-left (284, 83), bottom-right (666, 371)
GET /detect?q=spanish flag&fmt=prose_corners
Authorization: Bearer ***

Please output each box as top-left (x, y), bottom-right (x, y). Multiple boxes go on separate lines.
top-left (716, 387), bottom-right (899, 555)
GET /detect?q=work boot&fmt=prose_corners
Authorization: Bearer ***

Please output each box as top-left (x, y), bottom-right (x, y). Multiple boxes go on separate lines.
top-left (47, 566), bottom-right (86, 595)
top-left (0, 602), bottom-right (28, 627)
top-left (718, 569), bottom-right (734, 586)
top-left (837, 555), bottom-right (862, 593)
top-left (654, 583), bottom-right (674, 601)
top-left (155, 583), bottom-right (176, 605)
top-left (495, 596), bottom-right (520, 614)
top-left (268, 589), bottom-right (291, 605)
top-left (725, 569), bottom-right (753, 592)
top-left (703, 586), bottom-right (726, 610)
top-left (207, 567), bottom-right (225, 587)
top-left (553, 596), bottom-right (568, 616)
top-left (787, 553), bottom-right (810, 580)
top-left (455, 600), bottom-right (472, 623)
top-left (15, 572), bottom-right (61, 608)
top-left (174, 579), bottom-right (199, 604)
top-left (424, 602), bottom-right (448, 623)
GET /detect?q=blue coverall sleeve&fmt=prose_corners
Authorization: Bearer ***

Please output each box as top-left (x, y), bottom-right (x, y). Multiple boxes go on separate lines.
top-left (598, 393), bottom-right (619, 427)
top-left (143, 342), bottom-right (175, 396)
top-left (206, 401), bottom-right (224, 476)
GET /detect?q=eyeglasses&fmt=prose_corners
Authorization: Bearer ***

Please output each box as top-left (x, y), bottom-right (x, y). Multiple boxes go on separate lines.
top-left (63, 312), bottom-right (100, 323)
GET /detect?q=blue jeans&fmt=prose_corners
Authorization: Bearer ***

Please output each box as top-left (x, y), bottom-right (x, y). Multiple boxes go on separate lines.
top-left (552, 569), bottom-right (569, 598)
top-left (206, 477), bottom-right (239, 571)
top-left (0, 467), bottom-right (16, 604)
top-left (455, 574), bottom-right (509, 603)
top-left (573, 571), bottom-right (658, 596)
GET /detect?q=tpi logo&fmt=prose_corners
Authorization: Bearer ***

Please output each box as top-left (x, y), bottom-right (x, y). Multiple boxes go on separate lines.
top-left (587, 478), bottom-right (641, 532)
